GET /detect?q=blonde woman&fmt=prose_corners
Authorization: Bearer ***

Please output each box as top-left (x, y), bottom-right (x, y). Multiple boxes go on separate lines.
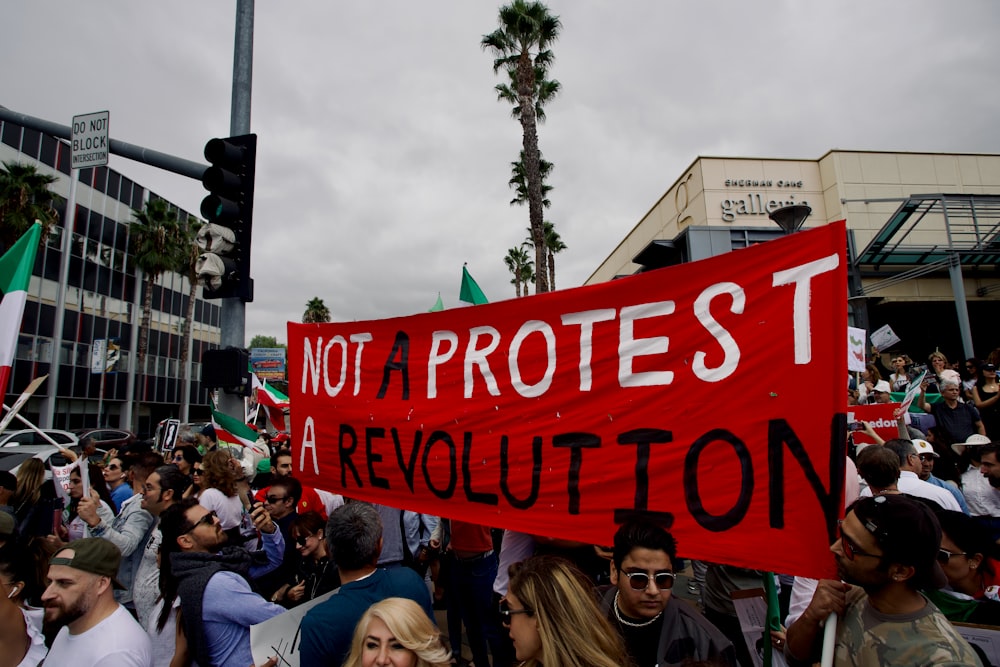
top-left (502, 555), bottom-right (631, 667)
top-left (342, 597), bottom-right (451, 667)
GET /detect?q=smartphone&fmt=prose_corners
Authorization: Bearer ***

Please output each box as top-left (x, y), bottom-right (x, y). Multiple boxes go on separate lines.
top-left (848, 421), bottom-right (865, 432)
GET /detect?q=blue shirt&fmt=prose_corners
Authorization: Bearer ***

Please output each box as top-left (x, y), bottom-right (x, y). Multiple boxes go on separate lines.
top-left (299, 567), bottom-right (434, 666)
top-left (927, 474), bottom-right (971, 515)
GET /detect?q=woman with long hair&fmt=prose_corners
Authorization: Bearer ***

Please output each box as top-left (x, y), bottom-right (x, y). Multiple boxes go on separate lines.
top-left (61, 463), bottom-right (115, 542)
top-left (271, 511), bottom-right (340, 607)
top-left (925, 509), bottom-right (1000, 625)
top-left (342, 597), bottom-right (451, 667)
top-left (927, 350), bottom-right (950, 393)
top-left (12, 459), bottom-right (51, 531)
top-left (858, 364), bottom-right (882, 404)
top-left (502, 555), bottom-right (630, 667)
top-left (973, 363), bottom-right (1000, 439)
top-left (197, 450), bottom-right (246, 544)
top-left (888, 354), bottom-right (911, 392)
top-left (0, 543), bottom-right (48, 666)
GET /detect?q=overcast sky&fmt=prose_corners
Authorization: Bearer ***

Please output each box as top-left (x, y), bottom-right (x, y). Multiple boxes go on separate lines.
top-left (4, 1), bottom-right (999, 344)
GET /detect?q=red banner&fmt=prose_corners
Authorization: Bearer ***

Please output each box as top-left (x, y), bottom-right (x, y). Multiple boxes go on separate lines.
top-left (847, 403), bottom-right (905, 445)
top-left (287, 222), bottom-right (848, 579)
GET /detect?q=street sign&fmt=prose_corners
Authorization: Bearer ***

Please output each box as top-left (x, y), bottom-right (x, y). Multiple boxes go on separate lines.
top-left (71, 111), bottom-right (109, 169)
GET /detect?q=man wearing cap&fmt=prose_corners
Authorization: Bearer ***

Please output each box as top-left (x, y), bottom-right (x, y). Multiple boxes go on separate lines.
top-left (867, 380), bottom-right (893, 404)
top-left (912, 439), bottom-right (970, 513)
top-left (42, 537), bottom-right (153, 666)
top-left (859, 439), bottom-right (963, 512)
top-left (785, 495), bottom-right (981, 666)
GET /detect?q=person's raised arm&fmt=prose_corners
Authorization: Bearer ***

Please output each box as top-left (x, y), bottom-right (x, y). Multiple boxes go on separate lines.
top-left (785, 579), bottom-right (849, 665)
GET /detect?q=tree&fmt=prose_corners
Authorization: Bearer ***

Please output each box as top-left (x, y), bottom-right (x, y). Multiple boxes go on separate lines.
top-left (249, 335), bottom-right (284, 348)
top-left (176, 216), bottom-right (201, 394)
top-left (0, 161), bottom-right (59, 253)
top-left (302, 297), bottom-right (331, 324)
top-left (129, 198), bottom-right (186, 409)
top-left (504, 246), bottom-right (534, 297)
top-left (523, 220), bottom-right (567, 290)
top-left (483, 0), bottom-right (561, 294)
top-left (508, 150), bottom-right (553, 208)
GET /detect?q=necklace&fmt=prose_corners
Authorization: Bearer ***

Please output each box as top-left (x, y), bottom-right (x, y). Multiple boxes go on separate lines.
top-left (613, 591), bottom-right (662, 627)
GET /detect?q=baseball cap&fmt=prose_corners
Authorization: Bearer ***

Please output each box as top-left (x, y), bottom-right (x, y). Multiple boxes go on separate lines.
top-left (50, 538), bottom-right (125, 589)
top-left (0, 511), bottom-right (15, 539)
top-left (912, 440), bottom-right (938, 458)
top-left (872, 380), bottom-right (892, 393)
top-left (852, 494), bottom-right (947, 590)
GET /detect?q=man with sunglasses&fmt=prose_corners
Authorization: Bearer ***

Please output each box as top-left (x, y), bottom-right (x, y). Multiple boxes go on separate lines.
top-left (599, 519), bottom-right (735, 667)
top-left (785, 495), bottom-right (981, 666)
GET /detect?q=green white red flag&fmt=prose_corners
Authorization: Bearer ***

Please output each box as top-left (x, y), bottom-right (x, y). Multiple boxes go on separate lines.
top-left (212, 407), bottom-right (258, 448)
top-left (0, 224), bottom-right (42, 392)
top-left (257, 380), bottom-right (290, 431)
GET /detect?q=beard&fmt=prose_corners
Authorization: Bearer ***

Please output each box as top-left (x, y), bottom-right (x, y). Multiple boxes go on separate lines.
top-left (988, 475), bottom-right (1000, 489)
top-left (44, 598), bottom-right (88, 628)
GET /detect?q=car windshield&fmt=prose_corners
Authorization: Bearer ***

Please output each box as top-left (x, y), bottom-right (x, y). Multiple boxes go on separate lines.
top-left (0, 452), bottom-right (33, 471)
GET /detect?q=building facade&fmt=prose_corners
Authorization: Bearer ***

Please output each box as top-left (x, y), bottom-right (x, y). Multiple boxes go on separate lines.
top-left (587, 151), bottom-right (1000, 362)
top-left (1, 115), bottom-right (220, 437)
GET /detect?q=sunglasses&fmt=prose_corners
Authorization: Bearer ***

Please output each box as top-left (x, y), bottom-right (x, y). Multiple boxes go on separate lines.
top-left (192, 468), bottom-right (202, 475)
top-left (622, 570), bottom-right (676, 591)
top-left (837, 520), bottom-right (881, 561)
top-left (498, 598), bottom-right (534, 625)
top-left (938, 549), bottom-right (969, 564)
top-left (185, 510), bottom-right (217, 534)
top-left (266, 495), bottom-right (288, 504)
top-left (918, 453), bottom-right (935, 462)
top-left (295, 534), bottom-right (311, 547)
top-left (106, 464), bottom-right (121, 471)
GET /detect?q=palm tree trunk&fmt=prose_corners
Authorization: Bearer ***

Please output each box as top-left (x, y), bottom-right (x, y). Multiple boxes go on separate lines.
top-left (549, 250), bottom-right (556, 290)
top-left (137, 273), bottom-right (155, 405)
top-left (517, 51), bottom-right (549, 294)
top-left (178, 274), bottom-right (197, 420)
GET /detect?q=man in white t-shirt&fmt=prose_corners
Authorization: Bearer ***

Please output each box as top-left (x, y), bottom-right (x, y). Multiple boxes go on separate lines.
top-left (42, 537), bottom-right (152, 666)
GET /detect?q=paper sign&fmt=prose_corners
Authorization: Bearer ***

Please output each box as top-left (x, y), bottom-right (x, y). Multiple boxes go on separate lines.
top-left (287, 222), bottom-right (849, 580)
top-left (847, 327), bottom-right (866, 372)
top-left (732, 588), bottom-right (789, 667)
top-left (955, 623), bottom-right (1000, 667)
top-left (250, 588), bottom-right (339, 667)
top-left (870, 324), bottom-right (900, 352)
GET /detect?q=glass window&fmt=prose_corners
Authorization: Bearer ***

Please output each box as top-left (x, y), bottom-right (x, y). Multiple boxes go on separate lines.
top-left (40, 134), bottom-right (57, 167)
top-left (20, 128), bottom-right (40, 158)
top-left (56, 142), bottom-right (71, 174)
top-left (1, 121), bottom-right (21, 148)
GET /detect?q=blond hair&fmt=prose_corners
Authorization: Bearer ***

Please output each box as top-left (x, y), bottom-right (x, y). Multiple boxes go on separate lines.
top-left (342, 598), bottom-right (451, 667)
top-left (508, 555), bottom-right (631, 667)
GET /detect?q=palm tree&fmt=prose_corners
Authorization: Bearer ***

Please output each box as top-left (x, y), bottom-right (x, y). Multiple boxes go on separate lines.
top-left (129, 198), bottom-right (186, 407)
top-left (508, 150), bottom-right (553, 208)
top-left (177, 215), bottom-right (202, 420)
top-left (523, 221), bottom-right (567, 290)
top-left (0, 161), bottom-right (59, 253)
top-left (483, 0), bottom-right (561, 294)
top-left (302, 297), bottom-right (331, 323)
top-left (504, 246), bottom-right (534, 297)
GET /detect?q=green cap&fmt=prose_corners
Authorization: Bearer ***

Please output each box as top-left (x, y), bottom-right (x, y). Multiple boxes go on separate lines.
top-left (50, 538), bottom-right (125, 589)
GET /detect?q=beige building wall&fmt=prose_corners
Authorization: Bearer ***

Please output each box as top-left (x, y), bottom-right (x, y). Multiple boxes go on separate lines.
top-left (587, 151), bottom-right (1000, 304)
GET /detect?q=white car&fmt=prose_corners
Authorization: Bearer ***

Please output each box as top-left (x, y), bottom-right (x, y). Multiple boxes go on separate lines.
top-left (0, 444), bottom-right (105, 478)
top-left (0, 429), bottom-right (79, 448)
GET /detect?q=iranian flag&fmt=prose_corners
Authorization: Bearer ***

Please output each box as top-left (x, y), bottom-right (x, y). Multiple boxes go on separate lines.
top-left (257, 380), bottom-right (289, 431)
top-left (212, 407), bottom-right (258, 448)
top-left (0, 224), bottom-right (42, 392)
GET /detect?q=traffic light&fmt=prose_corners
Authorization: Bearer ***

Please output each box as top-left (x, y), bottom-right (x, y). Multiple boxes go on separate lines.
top-left (201, 347), bottom-right (252, 396)
top-left (196, 133), bottom-right (256, 301)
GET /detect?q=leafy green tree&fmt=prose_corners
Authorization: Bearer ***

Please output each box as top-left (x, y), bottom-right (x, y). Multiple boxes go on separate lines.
top-left (249, 335), bottom-right (284, 348)
top-left (302, 297), bottom-right (331, 323)
top-left (129, 198), bottom-right (186, 406)
top-left (523, 220), bottom-right (566, 290)
top-left (504, 246), bottom-right (534, 297)
top-left (484, 0), bottom-right (561, 294)
top-left (0, 161), bottom-right (59, 253)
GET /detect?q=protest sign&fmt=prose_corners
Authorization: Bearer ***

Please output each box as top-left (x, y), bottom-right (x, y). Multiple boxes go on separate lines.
top-left (847, 404), bottom-right (905, 445)
top-left (288, 222), bottom-right (848, 579)
top-left (870, 324), bottom-right (900, 352)
top-left (847, 327), bottom-right (866, 372)
top-left (250, 588), bottom-right (337, 667)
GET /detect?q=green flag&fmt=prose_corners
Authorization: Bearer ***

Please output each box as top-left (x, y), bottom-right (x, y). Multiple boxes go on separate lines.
top-left (428, 292), bottom-right (444, 312)
top-left (459, 265), bottom-right (488, 306)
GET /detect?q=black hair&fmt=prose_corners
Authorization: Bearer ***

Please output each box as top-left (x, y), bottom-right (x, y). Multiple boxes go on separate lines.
top-left (612, 518), bottom-right (678, 570)
top-left (156, 497), bottom-right (200, 632)
top-left (269, 476), bottom-right (302, 505)
top-left (0, 470), bottom-right (16, 492)
top-left (153, 465), bottom-right (192, 499)
top-left (271, 447), bottom-right (292, 471)
top-left (935, 509), bottom-right (998, 579)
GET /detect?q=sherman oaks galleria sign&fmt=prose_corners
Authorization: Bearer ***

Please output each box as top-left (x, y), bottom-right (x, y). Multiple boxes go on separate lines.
top-left (287, 222), bottom-right (849, 580)
top-left (720, 176), bottom-right (812, 222)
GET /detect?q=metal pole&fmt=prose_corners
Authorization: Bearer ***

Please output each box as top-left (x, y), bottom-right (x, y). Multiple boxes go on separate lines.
top-left (940, 200), bottom-right (976, 358)
top-left (218, 0), bottom-right (254, 423)
top-left (121, 191), bottom-right (147, 434)
top-left (41, 172), bottom-right (78, 428)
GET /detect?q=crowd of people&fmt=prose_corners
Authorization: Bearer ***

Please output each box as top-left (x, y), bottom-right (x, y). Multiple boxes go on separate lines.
top-left (2, 347), bottom-right (999, 666)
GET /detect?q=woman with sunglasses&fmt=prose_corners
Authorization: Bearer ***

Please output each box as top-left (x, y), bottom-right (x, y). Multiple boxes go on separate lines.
top-left (924, 509), bottom-right (1000, 625)
top-left (501, 555), bottom-right (628, 667)
top-left (270, 511), bottom-right (340, 607)
top-left (103, 455), bottom-right (132, 512)
top-left (342, 597), bottom-right (451, 667)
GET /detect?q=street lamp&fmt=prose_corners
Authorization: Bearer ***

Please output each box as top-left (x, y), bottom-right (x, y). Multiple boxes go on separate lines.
top-left (768, 204), bottom-right (812, 234)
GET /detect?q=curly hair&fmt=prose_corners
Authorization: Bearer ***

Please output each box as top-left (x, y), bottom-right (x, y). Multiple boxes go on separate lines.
top-left (507, 555), bottom-right (630, 667)
top-left (342, 597), bottom-right (452, 667)
top-left (199, 450), bottom-right (237, 497)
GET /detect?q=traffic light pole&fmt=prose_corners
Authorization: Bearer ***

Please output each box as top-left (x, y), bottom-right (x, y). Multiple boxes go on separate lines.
top-left (217, 0), bottom-right (255, 424)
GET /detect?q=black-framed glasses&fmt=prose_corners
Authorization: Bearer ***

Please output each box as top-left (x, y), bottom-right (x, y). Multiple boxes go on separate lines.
top-left (622, 570), bottom-right (676, 591)
top-left (938, 549), bottom-right (969, 564)
top-left (498, 598), bottom-right (534, 625)
top-left (192, 468), bottom-right (202, 475)
top-left (837, 520), bottom-right (882, 561)
top-left (106, 464), bottom-right (120, 471)
top-left (266, 495), bottom-right (288, 504)
top-left (185, 510), bottom-right (217, 534)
